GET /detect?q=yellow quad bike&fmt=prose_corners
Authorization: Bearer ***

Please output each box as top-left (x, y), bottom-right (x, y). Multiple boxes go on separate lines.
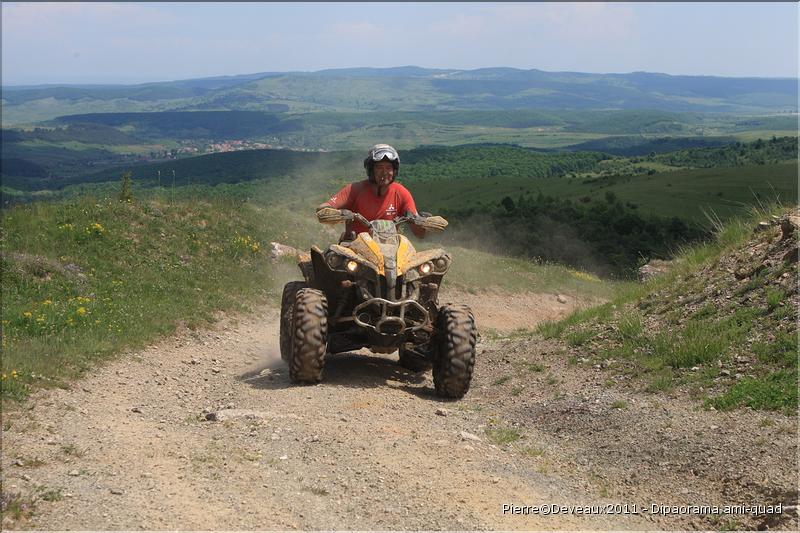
top-left (280, 212), bottom-right (477, 398)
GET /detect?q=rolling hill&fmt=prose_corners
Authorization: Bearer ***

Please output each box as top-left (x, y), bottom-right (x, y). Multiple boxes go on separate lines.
top-left (3, 67), bottom-right (797, 124)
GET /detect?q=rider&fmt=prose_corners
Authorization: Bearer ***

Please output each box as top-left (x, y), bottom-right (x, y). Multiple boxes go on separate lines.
top-left (316, 144), bottom-right (428, 241)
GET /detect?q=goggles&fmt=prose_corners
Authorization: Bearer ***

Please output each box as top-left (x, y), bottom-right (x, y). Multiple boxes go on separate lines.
top-left (370, 148), bottom-right (399, 162)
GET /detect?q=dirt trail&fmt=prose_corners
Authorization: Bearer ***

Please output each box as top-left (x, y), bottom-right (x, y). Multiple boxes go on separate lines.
top-left (2, 291), bottom-right (797, 530)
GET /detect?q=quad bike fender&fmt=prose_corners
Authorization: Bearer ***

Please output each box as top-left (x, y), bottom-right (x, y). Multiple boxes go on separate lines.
top-left (399, 249), bottom-right (451, 276)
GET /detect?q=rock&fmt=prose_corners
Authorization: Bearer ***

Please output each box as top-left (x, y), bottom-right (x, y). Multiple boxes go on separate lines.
top-left (754, 221), bottom-right (772, 232)
top-left (68, 470), bottom-right (80, 476)
top-left (270, 242), bottom-right (303, 260)
top-left (720, 369), bottom-right (731, 377)
top-left (780, 213), bottom-right (799, 240)
top-left (638, 259), bottom-right (673, 282)
top-left (21, 474), bottom-right (31, 482)
top-left (279, 455), bottom-right (288, 461)
top-left (435, 408), bottom-right (448, 417)
top-left (131, 407), bottom-right (142, 413)
top-left (556, 294), bottom-right (568, 304)
top-left (460, 431), bottom-right (481, 442)
top-left (110, 488), bottom-right (124, 495)
top-left (680, 488), bottom-right (689, 494)
top-left (205, 409), bottom-right (272, 422)
top-left (211, 367), bottom-right (221, 374)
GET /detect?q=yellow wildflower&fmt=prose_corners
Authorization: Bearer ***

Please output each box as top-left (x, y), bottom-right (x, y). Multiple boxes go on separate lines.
top-left (76, 307), bottom-right (87, 316)
top-left (23, 311), bottom-right (32, 318)
top-left (1, 374), bottom-right (6, 381)
top-left (42, 300), bottom-right (53, 306)
top-left (568, 269), bottom-right (600, 283)
top-left (11, 370), bottom-right (18, 379)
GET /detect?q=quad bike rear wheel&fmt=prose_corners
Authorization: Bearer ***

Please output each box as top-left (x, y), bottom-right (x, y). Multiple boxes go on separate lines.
top-left (433, 304), bottom-right (477, 399)
top-left (289, 288), bottom-right (328, 384)
top-left (280, 281), bottom-right (307, 362)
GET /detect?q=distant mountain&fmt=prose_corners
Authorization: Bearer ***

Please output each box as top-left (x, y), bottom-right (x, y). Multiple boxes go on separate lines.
top-left (2, 67), bottom-right (797, 124)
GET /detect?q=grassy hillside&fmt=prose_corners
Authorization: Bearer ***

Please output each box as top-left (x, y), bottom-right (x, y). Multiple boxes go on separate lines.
top-left (537, 205), bottom-right (798, 413)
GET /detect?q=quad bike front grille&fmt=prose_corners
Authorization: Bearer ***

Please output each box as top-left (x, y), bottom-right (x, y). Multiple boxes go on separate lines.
top-left (352, 297), bottom-right (430, 335)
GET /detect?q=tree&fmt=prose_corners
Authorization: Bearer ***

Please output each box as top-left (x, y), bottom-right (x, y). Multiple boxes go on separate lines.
top-left (119, 171), bottom-right (133, 202)
top-left (500, 196), bottom-right (516, 212)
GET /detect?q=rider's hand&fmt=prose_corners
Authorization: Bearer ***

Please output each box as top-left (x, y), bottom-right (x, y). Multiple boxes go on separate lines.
top-left (317, 206), bottom-right (345, 224)
top-left (339, 209), bottom-right (354, 221)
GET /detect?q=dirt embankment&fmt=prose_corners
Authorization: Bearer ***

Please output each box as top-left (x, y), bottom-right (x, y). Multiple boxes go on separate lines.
top-left (2, 291), bottom-right (797, 530)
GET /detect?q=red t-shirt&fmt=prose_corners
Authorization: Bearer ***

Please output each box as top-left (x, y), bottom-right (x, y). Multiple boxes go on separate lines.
top-left (323, 180), bottom-right (424, 237)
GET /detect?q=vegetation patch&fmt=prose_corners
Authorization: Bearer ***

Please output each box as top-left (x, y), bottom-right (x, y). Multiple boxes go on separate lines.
top-left (485, 427), bottom-right (523, 445)
top-left (539, 205), bottom-right (798, 413)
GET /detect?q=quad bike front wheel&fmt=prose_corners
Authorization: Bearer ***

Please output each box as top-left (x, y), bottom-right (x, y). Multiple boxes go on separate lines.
top-left (289, 288), bottom-right (328, 384)
top-left (279, 281), bottom-right (307, 362)
top-left (433, 304), bottom-right (477, 399)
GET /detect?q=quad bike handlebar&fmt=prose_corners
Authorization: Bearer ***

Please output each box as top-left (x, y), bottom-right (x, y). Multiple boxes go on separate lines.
top-left (349, 211), bottom-right (448, 233)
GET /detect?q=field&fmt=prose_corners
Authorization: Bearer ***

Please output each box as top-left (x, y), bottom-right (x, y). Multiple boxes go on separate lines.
top-left (412, 162), bottom-right (798, 223)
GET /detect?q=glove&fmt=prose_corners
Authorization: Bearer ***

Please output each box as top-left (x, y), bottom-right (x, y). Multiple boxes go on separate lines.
top-left (317, 206), bottom-right (345, 224)
top-left (415, 215), bottom-right (448, 232)
top-left (339, 209), bottom-right (354, 221)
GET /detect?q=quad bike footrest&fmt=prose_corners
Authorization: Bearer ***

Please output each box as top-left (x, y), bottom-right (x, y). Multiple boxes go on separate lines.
top-left (353, 297), bottom-right (429, 335)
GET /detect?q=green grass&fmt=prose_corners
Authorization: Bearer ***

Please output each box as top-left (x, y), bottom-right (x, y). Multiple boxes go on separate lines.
top-left (565, 328), bottom-right (597, 347)
top-left (611, 400), bottom-right (628, 409)
top-left (708, 370), bottom-right (797, 413)
top-left (485, 427), bottom-right (523, 445)
top-left (439, 245), bottom-right (616, 298)
top-left (1, 193), bottom-right (316, 401)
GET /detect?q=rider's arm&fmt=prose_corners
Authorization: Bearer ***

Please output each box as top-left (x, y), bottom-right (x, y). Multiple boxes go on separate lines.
top-left (316, 183), bottom-right (354, 223)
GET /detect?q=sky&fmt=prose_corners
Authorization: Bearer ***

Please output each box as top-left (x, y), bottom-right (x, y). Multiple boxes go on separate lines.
top-left (2, 2), bottom-right (798, 86)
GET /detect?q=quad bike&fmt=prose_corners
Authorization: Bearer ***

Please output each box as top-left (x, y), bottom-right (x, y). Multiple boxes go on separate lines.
top-left (280, 212), bottom-right (477, 398)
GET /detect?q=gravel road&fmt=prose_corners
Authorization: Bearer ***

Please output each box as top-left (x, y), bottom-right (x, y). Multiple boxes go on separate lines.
top-left (2, 292), bottom-right (796, 530)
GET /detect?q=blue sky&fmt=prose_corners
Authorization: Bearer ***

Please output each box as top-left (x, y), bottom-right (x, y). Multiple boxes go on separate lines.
top-left (2, 2), bottom-right (797, 85)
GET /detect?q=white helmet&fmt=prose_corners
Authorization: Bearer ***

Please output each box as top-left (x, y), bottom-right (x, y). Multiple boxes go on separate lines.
top-left (364, 144), bottom-right (399, 183)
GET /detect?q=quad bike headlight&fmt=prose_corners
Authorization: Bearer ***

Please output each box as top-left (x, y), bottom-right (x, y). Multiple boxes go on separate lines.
top-left (327, 254), bottom-right (342, 268)
top-left (346, 260), bottom-right (359, 272)
top-left (418, 262), bottom-right (433, 275)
